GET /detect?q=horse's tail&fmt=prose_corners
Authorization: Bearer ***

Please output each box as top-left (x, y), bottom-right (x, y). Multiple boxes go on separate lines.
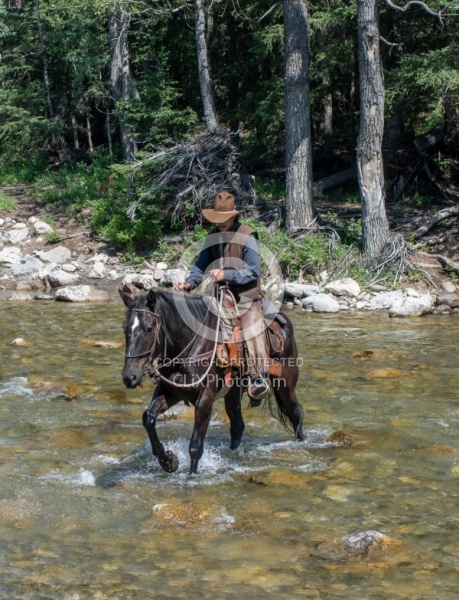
top-left (267, 389), bottom-right (303, 436)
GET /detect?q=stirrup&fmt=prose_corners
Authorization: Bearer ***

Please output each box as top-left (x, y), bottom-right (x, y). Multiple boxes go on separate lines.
top-left (248, 376), bottom-right (270, 405)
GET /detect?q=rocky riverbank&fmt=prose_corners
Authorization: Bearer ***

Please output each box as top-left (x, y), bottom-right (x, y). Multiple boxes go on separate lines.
top-left (1, 188), bottom-right (458, 315)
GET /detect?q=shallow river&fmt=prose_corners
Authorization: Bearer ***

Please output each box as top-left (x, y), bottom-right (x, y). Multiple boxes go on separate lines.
top-left (1, 294), bottom-right (459, 599)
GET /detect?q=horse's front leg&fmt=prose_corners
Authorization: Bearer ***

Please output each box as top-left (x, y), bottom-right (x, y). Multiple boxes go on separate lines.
top-left (224, 384), bottom-right (245, 450)
top-left (143, 383), bottom-right (180, 473)
top-left (188, 387), bottom-right (215, 475)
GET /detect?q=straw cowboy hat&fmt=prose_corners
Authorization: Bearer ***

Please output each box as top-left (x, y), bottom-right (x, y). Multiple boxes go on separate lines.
top-left (202, 192), bottom-right (245, 224)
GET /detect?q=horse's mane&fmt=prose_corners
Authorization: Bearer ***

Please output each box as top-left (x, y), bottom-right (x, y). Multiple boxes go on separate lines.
top-left (154, 291), bottom-right (216, 327)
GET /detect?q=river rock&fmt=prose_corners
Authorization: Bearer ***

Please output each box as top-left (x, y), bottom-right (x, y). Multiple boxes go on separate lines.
top-left (0, 246), bottom-right (22, 265)
top-left (281, 282), bottom-right (320, 298)
top-left (302, 293), bottom-right (340, 313)
top-left (153, 269), bottom-right (165, 281)
top-left (12, 222), bottom-right (27, 229)
top-left (441, 280), bottom-right (457, 293)
top-left (121, 273), bottom-right (156, 290)
top-left (86, 261), bottom-right (106, 278)
top-left (160, 268), bottom-right (188, 286)
top-left (45, 269), bottom-right (80, 287)
top-left (435, 291), bottom-right (459, 308)
top-left (6, 229), bottom-right (29, 244)
top-left (313, 530), bottom-right (402, 562)
top-left (35, 246), bottom-right (72, 264)
top-left (11, 337), bottom-right (31, 346)
top-left (151, 502), bottom-right (212, 527)
top-left (62, 263), bottom-right (78, 273)
top-left (34, 293), bottom-right (54, 300)
top-left (388, 293), bottom-right (433, 317)
top-left (55, 285), bottom-right (110, 302)
top-left (0, 218), bottom-right (4, 227)
top-left (11, 256), bottom-right (43, 277)
top-left (156, 261), bottom-right (168, 270)
top-left (7, 291), bottom-right (33, 301)
top-left (33, 220), bottom-right (53, 235)
top-left (369, 290), bottom-right (404, 310)
top-left (324, 277), bottom-right (361, 297)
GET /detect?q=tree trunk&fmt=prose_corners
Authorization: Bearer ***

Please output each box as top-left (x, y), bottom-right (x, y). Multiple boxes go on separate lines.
top-left (321, 74), bottom-right (333, 155)
top-left (109, 6), bottom-right (140, 163)
top-left (86, 116), bottom-right (94, 153)
top-left (36, 0), bottom-right (53, 119)
top-left (195, 0), bottom-right (219, 133)
top-left (71, 115), bottom-right (79, 149)
top-left (283, 0), bottom-right (317, 234)
top-left (356, 0), bottom-right (389, 258)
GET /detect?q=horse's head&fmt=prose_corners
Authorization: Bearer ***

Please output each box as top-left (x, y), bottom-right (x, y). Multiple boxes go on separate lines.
top-left (119, 284), bottom-right (160, 388)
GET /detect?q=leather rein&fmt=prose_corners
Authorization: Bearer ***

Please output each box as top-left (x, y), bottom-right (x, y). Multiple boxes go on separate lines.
top-left (124, 295), bottom-right (223, 389)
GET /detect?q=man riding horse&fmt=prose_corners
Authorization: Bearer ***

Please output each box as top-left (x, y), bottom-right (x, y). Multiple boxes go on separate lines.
top-left (174, 191), bottom-right (270, 401)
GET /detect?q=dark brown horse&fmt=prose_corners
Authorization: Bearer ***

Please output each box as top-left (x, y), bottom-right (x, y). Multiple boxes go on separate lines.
top-left (120, 284), bottom-right (304, 475)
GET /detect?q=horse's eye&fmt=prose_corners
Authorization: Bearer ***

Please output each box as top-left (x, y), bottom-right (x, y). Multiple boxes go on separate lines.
top-left (147, 326), bottom-right (153, 333)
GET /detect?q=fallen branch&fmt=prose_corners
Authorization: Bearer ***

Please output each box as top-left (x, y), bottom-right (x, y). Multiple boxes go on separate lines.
top-left (407, 206), bottom-right (459, 240)
top-left (431, 254), bottom-right (459, 273)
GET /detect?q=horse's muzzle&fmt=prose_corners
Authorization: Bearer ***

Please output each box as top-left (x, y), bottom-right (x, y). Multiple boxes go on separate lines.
top-left (122, 366), bottom-right (143, 389)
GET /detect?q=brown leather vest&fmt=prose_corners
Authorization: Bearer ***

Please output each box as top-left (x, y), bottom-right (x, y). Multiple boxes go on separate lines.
top-left (210, 222), bottom-right (263, 300)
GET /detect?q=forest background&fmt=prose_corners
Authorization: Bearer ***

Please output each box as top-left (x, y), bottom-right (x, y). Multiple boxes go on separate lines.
top-left (0, 0), bottom-right (458, 287)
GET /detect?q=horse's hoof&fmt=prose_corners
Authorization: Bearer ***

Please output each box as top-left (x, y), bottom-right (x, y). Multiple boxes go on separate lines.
top-left (230, 438), bottom-right (241, 450)
top-left (159, 450), bottom-right (179, 473)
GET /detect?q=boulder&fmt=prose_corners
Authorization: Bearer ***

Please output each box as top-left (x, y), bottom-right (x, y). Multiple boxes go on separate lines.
top-left (0, 246), bottom-right (22, 266)
top-left (388, 293), bottom-right (434, 317)
top-left (435, 291), bottom-right (459, 308)
top-left (160, 268), bottom-right (188, 286)
top-left (324, 277), bottom-right (361, 297)
top-left (6, 229), bottom-right (29, 244)
top-left (86, 261), bottom-right (106, 279)
top-left (281, 282), bottom-right (320, 298)
top-left (369, 290), bottom-right (404, 310)
top-left (33, 220), bottom-right (53, 235)
top-left (35, 246), bottom-right (72, 264)
top-left (121, 273), bottom-right (156, 290)
top-left (302, 293), bottom-right (340, 313)
top-left (11, 256), bottom-right (43, 277)
top-left (45, 270), bottom-right (80, 287)
top-left (55, 285), bottom-right (110, 302)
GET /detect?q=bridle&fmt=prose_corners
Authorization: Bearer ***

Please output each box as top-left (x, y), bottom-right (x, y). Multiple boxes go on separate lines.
top-left (124, 308), bottom-right (161, 360)
top-left (123, 293), bottom-right (224, 389)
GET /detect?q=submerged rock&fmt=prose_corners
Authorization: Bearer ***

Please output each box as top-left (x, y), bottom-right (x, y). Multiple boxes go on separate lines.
top-left (313, 530), bottom-right (402, 562)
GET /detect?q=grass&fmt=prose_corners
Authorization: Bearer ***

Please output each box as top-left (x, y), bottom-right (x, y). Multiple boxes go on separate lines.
top-left (0, 191), bottom-right (17, 212)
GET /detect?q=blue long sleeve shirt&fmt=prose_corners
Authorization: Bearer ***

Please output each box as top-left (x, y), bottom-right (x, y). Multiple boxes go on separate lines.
top-left (186, 229), bottom-right (261, 292)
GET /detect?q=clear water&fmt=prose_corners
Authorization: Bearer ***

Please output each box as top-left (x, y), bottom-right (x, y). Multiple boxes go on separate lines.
top-left (1, 295), bottom-right (459, 599)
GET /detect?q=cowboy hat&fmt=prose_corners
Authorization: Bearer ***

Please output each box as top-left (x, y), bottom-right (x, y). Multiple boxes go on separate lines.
top-left (202, 192), bottom-right (245, 224)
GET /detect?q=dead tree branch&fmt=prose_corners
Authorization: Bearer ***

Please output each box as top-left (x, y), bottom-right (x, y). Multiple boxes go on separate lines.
top-left (431, 254), bottom-right (459, 273)
top-left (385, 0), bottom-right (444, 23)
top-left (407, 206), bottom-right (459, 240)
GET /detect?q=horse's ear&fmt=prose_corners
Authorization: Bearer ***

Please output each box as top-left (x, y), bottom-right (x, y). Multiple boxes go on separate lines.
top-left (119, 283), bottom-right (138, 308)
top-left (146, 289), bottom-right (156, 309)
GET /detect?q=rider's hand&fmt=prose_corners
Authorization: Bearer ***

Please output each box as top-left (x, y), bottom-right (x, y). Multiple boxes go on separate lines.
top-left (174, 281), bottom-right (190, 292)
top-left (209, 269), bottom-right (225, 283)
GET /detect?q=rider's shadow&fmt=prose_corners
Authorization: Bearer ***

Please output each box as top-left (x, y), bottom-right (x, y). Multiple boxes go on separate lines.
top-left (95, 449), bottom-right (160, 488)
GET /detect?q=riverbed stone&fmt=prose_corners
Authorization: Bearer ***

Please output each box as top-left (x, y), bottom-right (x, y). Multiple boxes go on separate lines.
top-left (55, 285), bottom-right (110, 302)
top-left (324, 277), bottom-right (361, 297)
top-left (313, 530), bottom-right (402, 562)
top-left (86, 261), bottom-right (106, 278)
top-left (435, 291), bottom-right (459, 308)
top-left (389, 293), bottom-right (433, 317)
top-left (45, 269), bottom-right (80, 287)
top-left (11, 337), bottom-right (31, 346)
top-left (369, 290), bottom-right (404, 310)
top-left (7, 291), bottom-right (33, 301)
top-left (160, 268), bottom-right (188, 286)
top-left (6, 229), bottom-right (29, 244)
top-left (302, 293), bottom-right (340, 313)
top-left (121, 273), bottom-right (156, 290)
top-left (33, 220), bottom-right (53, 235)
top-left (35, 246), bottom-right (72, 264)
top-left (11, 256), bottom-right (43, 277)
top-left (281, 282), bottom-right (320, 298)
top-left (0, 246), bottom-right (22, 265)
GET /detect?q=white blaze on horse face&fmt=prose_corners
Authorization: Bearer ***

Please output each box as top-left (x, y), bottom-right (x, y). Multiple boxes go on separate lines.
top-left (132, 315), bottom-right (140, 333)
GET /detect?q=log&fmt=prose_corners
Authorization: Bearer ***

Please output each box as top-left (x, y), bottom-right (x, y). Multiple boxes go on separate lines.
top-left (407, 206), bottom-right (459, 240)
top-left (313, 167), bottom-right (357, 192)
top-left (431, 254), bottom-right (459, 273)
